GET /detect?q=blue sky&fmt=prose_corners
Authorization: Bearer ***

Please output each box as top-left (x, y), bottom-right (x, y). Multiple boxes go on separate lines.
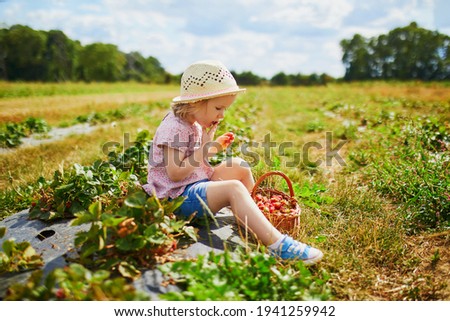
top-left (1, 0), bottom-right (449, 78)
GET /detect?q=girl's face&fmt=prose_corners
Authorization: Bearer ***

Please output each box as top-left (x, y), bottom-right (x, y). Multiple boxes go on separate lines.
top-left (190, 95), bottom-right (236, 128)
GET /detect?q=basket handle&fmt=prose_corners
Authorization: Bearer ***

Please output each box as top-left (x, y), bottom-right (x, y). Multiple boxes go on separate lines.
top-left (251, 171), bottom-right (296, 198)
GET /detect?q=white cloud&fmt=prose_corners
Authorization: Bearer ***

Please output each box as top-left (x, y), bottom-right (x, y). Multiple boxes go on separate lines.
top-left (152, 30), bottom-right (277, 77)
top-left (269, 52), bottom-right (309, 74)
top-left (250, 0), bottom-right (354, 30)
top-left (370, 1), bottom-right (434, 29)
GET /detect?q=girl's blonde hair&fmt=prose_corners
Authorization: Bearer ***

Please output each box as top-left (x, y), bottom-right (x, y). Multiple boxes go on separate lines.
top-left (171, 100), bottom-right (206, 121)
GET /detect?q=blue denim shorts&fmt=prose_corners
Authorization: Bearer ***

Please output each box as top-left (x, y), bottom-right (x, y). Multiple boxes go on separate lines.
top-left (174, 179), bottom-right (210, 219)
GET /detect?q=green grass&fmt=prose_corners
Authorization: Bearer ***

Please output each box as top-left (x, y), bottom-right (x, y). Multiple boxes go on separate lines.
top-left (0, 81), bottom-right (173, 98)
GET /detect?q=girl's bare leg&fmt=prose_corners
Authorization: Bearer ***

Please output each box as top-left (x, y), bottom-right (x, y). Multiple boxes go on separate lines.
top-left (206, 180), bottom-right (283, 246)
top-left (210, 157), bottom-right (254, 192)
top-left (207, 158), bottom-right (324, 265)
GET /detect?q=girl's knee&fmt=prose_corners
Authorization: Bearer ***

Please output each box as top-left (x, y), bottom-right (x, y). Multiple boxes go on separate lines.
top-left (229, 156), bottom-right (250, 168)
top-left (226, 179), bottom-right (248, 194)
top-left (224, 157), bottom-right (251, 174)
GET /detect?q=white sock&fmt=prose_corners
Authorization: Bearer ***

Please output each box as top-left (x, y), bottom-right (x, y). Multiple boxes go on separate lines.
top-left (268, 234), bottom-right (286, 250)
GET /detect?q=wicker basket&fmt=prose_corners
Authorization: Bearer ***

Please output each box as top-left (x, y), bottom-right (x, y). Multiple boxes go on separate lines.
top-left (251, 171), bottom-right (301, 233)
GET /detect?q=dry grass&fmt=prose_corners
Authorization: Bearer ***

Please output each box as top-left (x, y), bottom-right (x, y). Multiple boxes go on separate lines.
top-left (0, 88), bottom-right (177, 125)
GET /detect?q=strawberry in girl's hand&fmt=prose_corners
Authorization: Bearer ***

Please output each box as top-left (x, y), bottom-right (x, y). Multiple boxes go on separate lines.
top-left (225, 132), bottom-right (235, 142)
top-left (217, 132), bottom-right (235, 149)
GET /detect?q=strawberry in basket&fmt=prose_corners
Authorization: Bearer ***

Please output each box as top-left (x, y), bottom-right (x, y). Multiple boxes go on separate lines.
top-left (255, 193), bottom-right (293, 215)
top-left (251, 171), bottom-right (301, 232)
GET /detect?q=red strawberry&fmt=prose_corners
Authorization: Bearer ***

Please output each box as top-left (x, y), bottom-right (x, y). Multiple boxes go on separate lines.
top-left (55, 288), bottom-right (66, 300)
top-left (170, 240), bottom-right (177, 251)
top-left (272, 201), bottom-right (282, 210)
top-left (225, 132), bottom-right (235, 141)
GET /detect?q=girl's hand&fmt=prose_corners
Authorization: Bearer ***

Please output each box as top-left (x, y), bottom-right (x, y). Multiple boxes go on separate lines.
top-left (216, 132), bottom-right (235, 149)
top-left (202, 122), bottom-right (219, 145)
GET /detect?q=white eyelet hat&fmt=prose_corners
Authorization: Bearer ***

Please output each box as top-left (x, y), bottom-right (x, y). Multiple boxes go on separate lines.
top-left (172, 60), bottom-right (246, 103)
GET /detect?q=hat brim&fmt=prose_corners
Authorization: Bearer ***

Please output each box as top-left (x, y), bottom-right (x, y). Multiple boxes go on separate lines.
top-left (172, 87), bottom-right (246, 103)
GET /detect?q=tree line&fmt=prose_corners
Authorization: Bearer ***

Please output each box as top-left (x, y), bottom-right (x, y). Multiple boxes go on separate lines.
top-left (0, 25), bottom-right (170, 83)
top-left (0, 24), bottom-right (332, 86)
top-left (340, 22), bottom-right (450, 81)
top-left (1, 23), bottom-right (448, 83)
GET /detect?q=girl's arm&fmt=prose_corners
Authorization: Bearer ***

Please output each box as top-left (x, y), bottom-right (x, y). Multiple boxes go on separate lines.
top-left (164, 144), bottom-right (209, 182)
top-left (164, 125), bottom-right (220, 182)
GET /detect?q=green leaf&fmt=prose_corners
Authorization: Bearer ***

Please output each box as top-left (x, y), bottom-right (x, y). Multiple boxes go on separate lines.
top-left (0, 227), bottom-right (6, 239)
top-left (2, 239), bottom-right (14, 257)
top-left (98, 235), bottom-right (105, 250)
top-left (22, 244), bottom-right (37, 259)
top-left (54, 183), bottom-right (75, 194)
top-left (124, 191), bottom-right (147, 208)
top-left (117, 261), bottom-right (141, 280)
top-left (143, 224), bottom-right (166, 244)
top-left (153, 209), bottom-right (164, 219)
top-left (115, 237), bottom-right (146, 251)
top-left (183, 226), bottom-right (198, 242)
top-left (69, 201), bottom-right (86, 216)
top-left (101, 214), bottom-right (127, 227)
top-left (89, 201), bottom-right (102, 218)
top-left (70, 211), bottom-right (95, 226)
top-left (74, 163), bottom-right (84, 175)
top-left (161, 196), bottom-right (185, 214)
top-left (80, 243), bottom-right (99, 258)
top-left (56, 201), bottom-right (65, 214)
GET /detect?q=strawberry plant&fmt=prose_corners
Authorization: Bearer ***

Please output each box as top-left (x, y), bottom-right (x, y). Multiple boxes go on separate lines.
top-left (108, 129), bottom-right (151, 180)
top-left (0, 228), bottom-right (44, 274)
top-left (27, 131), bottom-right (152, 221)
top-left (71, 190), bottom-right (197, 278)
top-left (294, 183), bottom-right (334, 209)
top-left (75, 109), bottom-right (126, 126)
top-left (0, 117), bottom-right (50, 148)
top-left (22, 117), bottom-right (50, 134)
top-left (29, 160), bottom-right (139, 221)
top-left (159, 249), bottom-right (331, 300)
top-left (0, 122), bottom-right (26, 148)
top-left (4, 263), bottom-right (148, 300)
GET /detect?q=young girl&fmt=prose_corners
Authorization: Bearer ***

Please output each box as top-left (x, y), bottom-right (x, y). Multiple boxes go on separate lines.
top-left (143, 60), bottom-right (323, 265)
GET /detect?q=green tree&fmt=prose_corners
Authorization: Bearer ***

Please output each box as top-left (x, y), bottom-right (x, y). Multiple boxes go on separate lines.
top-left (124, 51), bottom-right (147, 81)
top-left (232, 70), bottom-right (263, 85)
top-left (143, 56), bottom-right (166, 83)
top-left (270, 72), bottom-right (289, 85)
top-left (78, 43), bottom-right (126, 82)
top-left (3, 25), bottom-right (47, 81)
top-left (287, 73), bottom-right (304, 86)
top-left (388, 22), bottom-right (449, 80)
top-left (340, 34), bottom-right (373, 80)
top-left (0, 28), bottom-right (7, 79)
top-left (45, 30), bottom-right (79, 81)
top-left (124, 53), bottom-right (166, 83)
top-left (341, 22), bottom-right (450, 81)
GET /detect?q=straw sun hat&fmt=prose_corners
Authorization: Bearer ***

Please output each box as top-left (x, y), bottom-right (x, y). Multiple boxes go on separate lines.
top-left (172, 60), bottom-right (246, 103)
